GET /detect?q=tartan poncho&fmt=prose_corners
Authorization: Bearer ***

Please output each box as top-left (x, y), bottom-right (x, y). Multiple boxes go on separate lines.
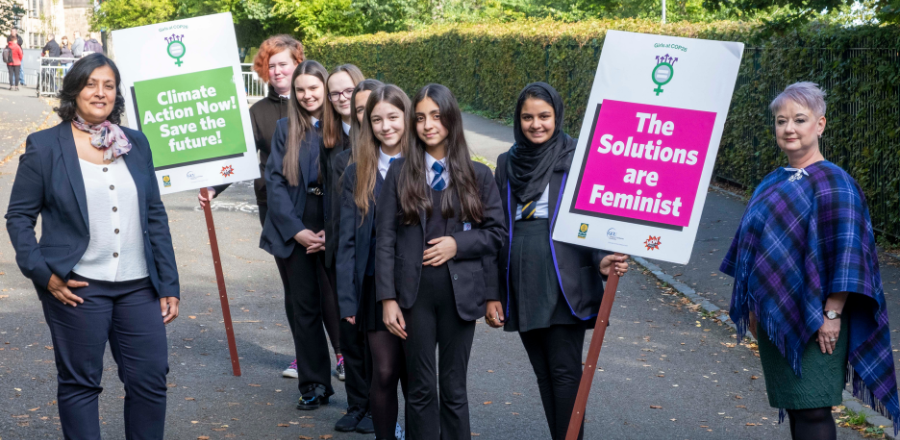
top-left (721, 160), bottom-right (900, 427)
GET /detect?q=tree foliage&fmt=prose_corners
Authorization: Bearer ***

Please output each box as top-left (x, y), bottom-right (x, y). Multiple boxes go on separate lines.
top-left (1, 0), bottom-right (26, 33)
top-left (91, 0), bottom-right (177, 31)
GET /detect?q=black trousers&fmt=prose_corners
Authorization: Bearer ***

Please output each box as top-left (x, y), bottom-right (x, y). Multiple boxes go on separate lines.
top-left (277, 243), bottom-right (334, 395)
top-left (41, 275), bottom-right (168, 440)
top-left (8, 64), bottom-right (20, 87)
top-left (519, 324), bottom-right (586, 440)
top-left (403, 265), bottom-right (476, 440)
top-left (340, 317), bottom-right (370, 410)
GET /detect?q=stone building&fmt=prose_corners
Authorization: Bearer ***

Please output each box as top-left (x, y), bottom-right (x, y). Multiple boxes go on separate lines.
top-left (7, 0), bottom-right (95, 49)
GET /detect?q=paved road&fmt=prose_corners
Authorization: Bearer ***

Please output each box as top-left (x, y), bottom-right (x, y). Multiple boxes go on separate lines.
top-left (0, 91), bottom-right (868, 439)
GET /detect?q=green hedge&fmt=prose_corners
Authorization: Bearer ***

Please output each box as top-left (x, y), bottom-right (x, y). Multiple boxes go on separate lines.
top-left (306, 19), bottom-right (900, 240)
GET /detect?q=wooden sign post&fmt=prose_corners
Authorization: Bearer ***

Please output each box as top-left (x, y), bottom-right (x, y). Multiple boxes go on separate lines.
top-left (565, 271), bottom-right (620, 440)
top-left (200, 187), bottom-right (242, 376)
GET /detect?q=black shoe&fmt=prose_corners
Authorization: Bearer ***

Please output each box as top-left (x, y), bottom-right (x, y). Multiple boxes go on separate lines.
top-left (334, 406), bottom-right (365, 432)
top-left (296, 387), bottom-right (333, 410)
top-left (354, 412), bottom-right (375, 433)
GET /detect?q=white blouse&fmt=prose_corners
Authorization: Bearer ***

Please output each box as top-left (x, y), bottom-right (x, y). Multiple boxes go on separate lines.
top-left (72, 158), bottom-right (149, 282)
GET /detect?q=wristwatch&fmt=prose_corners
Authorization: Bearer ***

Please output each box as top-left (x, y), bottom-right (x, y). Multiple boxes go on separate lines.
top-left (825, 310), bottom-right (841, 320)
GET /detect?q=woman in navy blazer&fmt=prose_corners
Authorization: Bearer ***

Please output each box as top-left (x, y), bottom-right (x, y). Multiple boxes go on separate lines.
top-left (486, 83), bottom-right (628, 440)
top-left (5, 54), bottom-right (179, 440)
top-left (259, 60), bottom-right (338, 410)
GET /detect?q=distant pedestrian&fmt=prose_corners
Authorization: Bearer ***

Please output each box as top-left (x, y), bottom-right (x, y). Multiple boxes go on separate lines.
top-left (10, 28), bottom-right (25, 85)
top-left (5, 35), bottom-right (23, 91)
top-left (83, 34), bottom-right (103, 55)
top-left (42, 34), bottom-right (60, 63)
top-left (5, 53), bottom-right (180, 440)
top-left (60, 36), bottom-right (74, 72)
top-left (72, 31), bottom-right (85, 59)
top-left (722, 81), bottom-right (900, 440)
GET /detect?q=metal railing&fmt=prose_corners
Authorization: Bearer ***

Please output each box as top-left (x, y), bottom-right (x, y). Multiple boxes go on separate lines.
top-left (240, 63), bottom-right (268, 98)
top-left (36, 57), bottom-right (78, 97)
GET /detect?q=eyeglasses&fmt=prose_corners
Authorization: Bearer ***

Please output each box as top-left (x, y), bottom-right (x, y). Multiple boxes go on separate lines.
top-left (328, 88), bottom-right (355, 101)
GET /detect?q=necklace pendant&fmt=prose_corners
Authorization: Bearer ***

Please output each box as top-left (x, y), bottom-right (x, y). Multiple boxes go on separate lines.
top-left (788, 169), bottom-right (804, 182)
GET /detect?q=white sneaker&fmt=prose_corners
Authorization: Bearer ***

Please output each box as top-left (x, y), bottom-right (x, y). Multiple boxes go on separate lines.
top-left (282, 359), bottom-right (298, 378)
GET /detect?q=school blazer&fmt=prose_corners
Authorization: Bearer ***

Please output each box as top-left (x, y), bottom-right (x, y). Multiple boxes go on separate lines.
top-left (320, 133), bottom-right (351, 267)
top-left (5, 122), bottom-right (180, 298)
top-left (259, 118), bottom-right (322, 259)
top-left (374, 158), bottom-right (507, 321)
top-left (495, 151), bottom-right (608, 322)
top-left (335, 161), bottom-right (383, 319)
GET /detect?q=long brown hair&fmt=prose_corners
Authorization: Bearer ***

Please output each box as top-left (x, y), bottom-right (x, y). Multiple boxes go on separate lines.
top-left (398, 84), bottom-right (483, 224)
top-left (348, 79), bottom-right (384, 164)
top-left (322, 64), bottom-right (365, 149)
top-left (283, 60), bottom-right (328, 187)
top-left (354, 84), bottom-right (412, 218)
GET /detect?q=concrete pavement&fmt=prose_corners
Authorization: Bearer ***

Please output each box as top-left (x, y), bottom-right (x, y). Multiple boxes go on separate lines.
top-left (0, 96), bottom-right (871, 439)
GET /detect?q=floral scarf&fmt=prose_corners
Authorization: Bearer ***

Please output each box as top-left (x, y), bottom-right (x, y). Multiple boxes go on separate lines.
top-left (72, 115), bottom-right (132, 160)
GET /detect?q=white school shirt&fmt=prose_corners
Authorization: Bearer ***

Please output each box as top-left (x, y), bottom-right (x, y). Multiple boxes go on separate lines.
top-left (514, 184), bottom-right (550, 220)
top-left (72, 158), bottom-right (149, 281)
top-left (342, 121), bottom-right (351, 135)
top-left (424, 152), bottom-right (450, 188)
top-left (378, 147), bottom-right (401, 179)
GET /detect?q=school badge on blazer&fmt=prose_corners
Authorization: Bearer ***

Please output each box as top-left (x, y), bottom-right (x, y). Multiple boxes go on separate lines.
top-left (578, 223), bottom-right (589, 239)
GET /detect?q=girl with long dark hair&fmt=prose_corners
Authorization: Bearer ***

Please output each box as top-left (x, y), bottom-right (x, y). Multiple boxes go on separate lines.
top-left (375, 83), bottom-right (506, 440)
top-left (485, 82), bottom-right (629, 440)
top-left (260, 60), bottom-right (335, 410)
top-left (337, 83), bottom-right (409, 440)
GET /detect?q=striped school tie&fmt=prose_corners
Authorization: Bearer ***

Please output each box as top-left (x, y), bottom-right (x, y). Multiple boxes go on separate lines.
top-left (521, 200), bottom-right (537, 220)
top-left (431, 161), bottom-right (446, 191)
top-left (390, 157), bottom-right (396, 164)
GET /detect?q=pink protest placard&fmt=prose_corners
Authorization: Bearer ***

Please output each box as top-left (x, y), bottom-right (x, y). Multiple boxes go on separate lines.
top-left (572, 100), bottom-right (716, 229)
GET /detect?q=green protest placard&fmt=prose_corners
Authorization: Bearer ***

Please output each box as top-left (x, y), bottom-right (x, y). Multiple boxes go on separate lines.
top-left (133, 66), bottom-right (246, 169)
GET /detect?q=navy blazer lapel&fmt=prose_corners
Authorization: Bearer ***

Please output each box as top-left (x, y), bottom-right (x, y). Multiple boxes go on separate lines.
top-left (121, 141), bottom-right (147, 225)
top-left (299, 132), bottom-right (313, 187)
top-left (59, 123), bottom-right (89, 227)
top-left (548, 169), bottom-right (564, 230)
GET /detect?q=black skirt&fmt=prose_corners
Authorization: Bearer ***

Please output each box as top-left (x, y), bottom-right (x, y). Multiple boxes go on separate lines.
top-left (505, 219), bottom-right (589, 333)
top-left (362, 274), bottom-right (389, 332)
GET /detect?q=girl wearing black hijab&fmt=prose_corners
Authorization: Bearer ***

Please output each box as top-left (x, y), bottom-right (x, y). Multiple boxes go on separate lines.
top-left (486, 82), bottom-right (629, 440)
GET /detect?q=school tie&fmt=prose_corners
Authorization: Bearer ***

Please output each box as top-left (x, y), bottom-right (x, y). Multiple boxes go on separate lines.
top-left (315, 120), bottom-right (321, 129)
top-left (431, 161), bottom-right (446, 191)
top-left (521, 200), bottom-right (537, 220)
top-left (390, 157), bottom-right (396, 164)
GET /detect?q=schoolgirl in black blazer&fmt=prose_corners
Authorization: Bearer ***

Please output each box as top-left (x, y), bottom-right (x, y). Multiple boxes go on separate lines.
top-left (375, 84), bottom-right (506, 440)
top-left (337, 82), bottom-right (412, 440)
top-left (259, 60), bottom-right (335, 410)
top-left (316, 64), bottom-right (369, 433)
top-left (485, 82), bottom-right (628, 440)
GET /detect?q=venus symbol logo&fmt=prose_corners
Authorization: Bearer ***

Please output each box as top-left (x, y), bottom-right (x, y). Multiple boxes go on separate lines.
top-left (652, 54), bottom-right (677, 96)
top-left (164, 34), bottom-right (186, 67)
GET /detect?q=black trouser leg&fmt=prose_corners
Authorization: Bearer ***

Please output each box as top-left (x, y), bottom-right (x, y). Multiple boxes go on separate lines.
top-left (404, 266), bottom-right (475, 440)
top-left (520, 324), bottom-right (586, 440)
top-left (275, 256), bottom-right (294, 341)
top-left (319, 262), bottom-right (341, 355)
top-left (368, 330), bottom-right (406, 439)
top-left (786, 408), bottom-right (836, 440)
top-left (282, 245), bottom-right (333, 395)
top-left (340, 318), bottom-right (369, 410)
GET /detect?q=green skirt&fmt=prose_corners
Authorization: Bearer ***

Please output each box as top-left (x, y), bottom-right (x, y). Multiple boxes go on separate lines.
top-left (757, 318), bottom-right (848, 410)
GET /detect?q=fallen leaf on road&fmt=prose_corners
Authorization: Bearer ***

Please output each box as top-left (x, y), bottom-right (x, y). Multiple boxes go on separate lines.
top-left (189, 316), bottom-right (196, 319)
top-left (299, 436), bottom-right (313, 440)
top-left (746, 423), bottom-right (756, 426)
top-left (650, 405), bottom-right (662, 409)
top-left (28, 408), bottom-right (38, 411)
top-left (734, 395), bottom-right (743, 399)
top-left (483, 401), bottom-right (492, 405)
top-left (248, 384), bottom-right (261, 387)
top-left (300, 423), bottom-right (314, 428)
top-left (487, 370), bottom-right (494, 373)
top-left (670, 418), bottom-right (677, 422)
top-left (320, 436), bottom-right (333, 439)
top-left (277, 424), bottom-right (290, 427)
top-left (185, 398), bottom-right (195, 401)
top-left (700, 425), bottom-right (708, 428)
top-left (751, 375), bottom-right (759, 380)
top-left (736, 405), bottom-right (746, 408)
top-left (198, 437), bottom-right (209, 440)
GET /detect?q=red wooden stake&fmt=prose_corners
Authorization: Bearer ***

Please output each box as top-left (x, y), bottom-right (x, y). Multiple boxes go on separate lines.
top-left (565, 270), bottom-right (620, 440)
top-left (200, 187), bottom-right (242, 376)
